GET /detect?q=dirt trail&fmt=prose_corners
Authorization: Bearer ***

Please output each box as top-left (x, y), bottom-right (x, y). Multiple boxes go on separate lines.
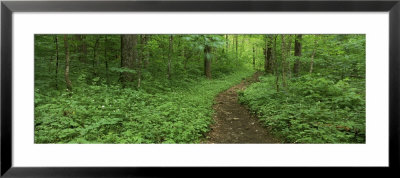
top-left (205, 72), bottom-right (280, 143)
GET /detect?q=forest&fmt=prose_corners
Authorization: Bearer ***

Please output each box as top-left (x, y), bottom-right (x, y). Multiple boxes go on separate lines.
top-left (34, 34), bottom-right (365, 144)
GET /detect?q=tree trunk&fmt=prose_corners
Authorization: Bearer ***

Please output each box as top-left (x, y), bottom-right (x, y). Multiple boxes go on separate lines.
top-left (309, 36), bottom-right (318, 74)
top-left (240, 36), bottom-right (245, 58)
top-left (63, 35), bottom-right (72, 91)
top-left (143, 35), bottom-right (150, 68)
top-left (286, 35), bottom-right (293, 79)
top-left (235, 35), bottom-right (238, 59)
top-left (293, 34), bottom-right (302, 75)
top-left (167, 35), bottom-right (173, 80)
top-left (92, 37), bottom-right (100, 77)
top-left (104, 35), bottom-right (109, 84)
top-left (252, 45), bottom-right (255, 69)
top-left (120, 35), bottom-right (138, 83)
top-left (265, 35), bottom-right (273, 73)
top-left (183, 45), bottom-right (190, 70)
top-left (281, 35), bottom-right (287, 88)
top-left (138, 35), bottom-right (147, 88)
top-left (54, 35), bottom-right (59, 89)
top-left (204, 44), bottom-right (212, 79)
top-left (225, 35), bottom-right (229, 53)
top-left (75, 35), bottom-right (87, 62)
top-left (273, 35), bottom-right (279, 92)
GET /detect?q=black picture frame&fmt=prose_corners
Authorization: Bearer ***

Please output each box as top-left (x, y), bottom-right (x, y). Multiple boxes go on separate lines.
top-left (1, 0), bottom-right (399, 177)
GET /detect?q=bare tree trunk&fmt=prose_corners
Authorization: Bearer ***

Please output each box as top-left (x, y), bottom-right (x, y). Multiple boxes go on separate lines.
top-left (240, 35), bottom-right (245, 58)
top-left (75, 35), bottom-right (87, 62)
top-left (286, 35), bottom-right (293, 79)
top-left (265, 35), bottom-right (273, 73)
top-left (54, 36), bottom-right (59, 89)
top-left (167, 35), bottom-right (173, 80)
top-left (63, 35), bottom-right (72, 91)
top-left (281, 35), bottom-right (287, 88)
top-left (138, 35), bottom-right (148, 88)
top-left (309, 36), bottom-right (318, 74)
top-left (183, 45), bottom-right (190, 70)
top-left (252, 45), bottom-right (255, 69)
top-left (273, 35), bottom-right (279, 92)
top-left (204, 44), bottom-right (212, 79)
top-left (143, 35), bottom-right (150, 68)
top-left (235, 35), bottom-right (238, 59)
top-left (92, 37), bottom-right (100, 77)
top-left (293, 34), bottom-right (302, 75)
top-left (120, 35), bottom-right (138, 84)
top-left (104, 35), bottom-right (109, 84)
top-left (225, 35), bottom-right (229, 53)
top-left (264, 36), bottom-right (267, 72)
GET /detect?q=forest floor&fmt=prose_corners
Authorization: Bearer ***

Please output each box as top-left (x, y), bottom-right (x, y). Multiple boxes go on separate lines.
top-left (204, 72), bottom-right (281, 143)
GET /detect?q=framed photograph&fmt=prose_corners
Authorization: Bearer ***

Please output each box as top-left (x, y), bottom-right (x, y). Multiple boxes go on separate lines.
top-left (1, 0), bottom-right (399, 177)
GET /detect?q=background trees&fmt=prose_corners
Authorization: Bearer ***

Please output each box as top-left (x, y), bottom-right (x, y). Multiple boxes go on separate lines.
top-left (34, 34), bottom-right (365, 144)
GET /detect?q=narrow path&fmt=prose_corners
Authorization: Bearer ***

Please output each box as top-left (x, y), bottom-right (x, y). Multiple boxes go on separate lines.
top-left (205, 72), bottom-right (280, 143)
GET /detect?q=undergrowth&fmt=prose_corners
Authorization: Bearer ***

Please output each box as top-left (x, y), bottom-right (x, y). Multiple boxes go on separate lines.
top-left (239, 74), bottom-right (365, 143)
top-left (35, 67), bottom-right (254, 144)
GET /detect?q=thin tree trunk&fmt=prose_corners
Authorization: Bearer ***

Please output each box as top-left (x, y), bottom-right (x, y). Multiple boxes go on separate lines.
top-left (78, 35), bottom-right (87, 62)
top-left (63, 35), bottom-right (72, 91)
top-left (264, 36), bottom-right (268, 72)
top-left (281, 35), bottom-right (287, 88)
top-left (273, 35), bottom-right (279, 92)
top-left (225, 35), bottom-right (229, 53)
top-left (235, 35), bottom-right (238, 59)
top-left (286, 35), bottom-right (293, 79)
top-left (54, 35), bottom-right (59, 89)
top-left (104, 35), bottom-right (109, 84)
top-left (183, 44), bottom-right (190, 70)
top-left (144, 35), bottom-right (150, 68)
top-left (252, 45), bottom-right (255, 69)
top-left (138, 35), bottom-right (147, 88)
top-left (93, 37), bottom-right (100, 77)
top-left (309, 36), bottom-right (318, 74)
top-left (240, 36), bottom-right (245, 57)
top-left (167, 35), bottom-right (173, 80)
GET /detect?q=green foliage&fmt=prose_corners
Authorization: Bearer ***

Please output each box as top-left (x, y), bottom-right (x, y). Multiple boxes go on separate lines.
top-left (34, 34), bottom-right (365, 144)
top-left (239, 74), bottom-right (365, 143)
top-left (35, 66), bottom-right (253, 143)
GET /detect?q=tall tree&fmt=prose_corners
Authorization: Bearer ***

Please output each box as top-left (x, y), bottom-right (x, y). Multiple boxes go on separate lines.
top-left (286, 35), bottom-right (293, 79)
top-left (293, 34), bottom-right (302, 75)
top-left (138, 35), bottom-right (148, 88)
top-left (273, 35), bottom-right (279, 92)
top-left (92, 36), bottom-right (100, 77)
top-left (264, 35), bottom-right (273, 73)
top-left (235, 35), bottom-right (238, 58)
top-left (63, 35), bottom-right (72, 91)
top-left (252, 45), bottom-right (255, 69)
top-left (281, 35), bottom-right (287, 88)
top-left (54, 35), bottom-right (59, 89)
top-left (143, 35), bottom-right (150, 68)
top-left (120, 35), bottom-right (138, 83)
top-left (167, 35), bottom-right (173, 80)
top-left (104, 35), bottom-right (109, 83)
top-left (309, 35), bottom-right (318, 74)
top-left (74, 35), bottom-right (87, 62)
top-left (225, 35), bottom-right (229, 53)
top-left (204, 43), bottom-right (212, 79)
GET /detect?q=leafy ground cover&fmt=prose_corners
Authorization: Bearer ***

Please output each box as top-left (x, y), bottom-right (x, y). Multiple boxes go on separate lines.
top-left (35, 67), bottom-right (254, 143)
top-left (239, 74), bottom-right (365, 143)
